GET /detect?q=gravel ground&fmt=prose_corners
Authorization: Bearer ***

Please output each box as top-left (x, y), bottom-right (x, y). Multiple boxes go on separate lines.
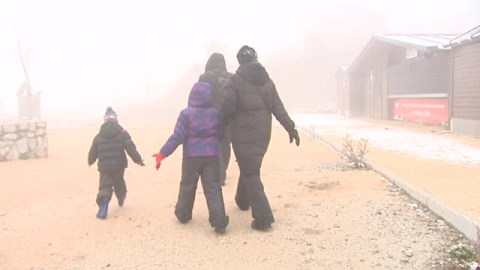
top-left (278, 162), bottom-right (475, 270)
top-left (0, 127), bottom-right (477, 269)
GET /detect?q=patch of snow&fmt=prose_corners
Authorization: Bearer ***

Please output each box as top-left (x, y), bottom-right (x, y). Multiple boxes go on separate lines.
top-left (292, 114), bottom-right (480, 167)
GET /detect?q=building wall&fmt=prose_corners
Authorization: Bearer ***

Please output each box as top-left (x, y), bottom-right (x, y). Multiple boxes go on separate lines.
top-left (387, 52), bottom-right (451, 96)
top-left (451, 118), bottom-right (480, 136)
top-left (336, 70), bottom-right (350, 116)
top-left (349, 76), bottom-right (367, 117)
top-left (366, 58), bottom-right (388, 120)
top-left (347, 42), bottom-right (452, 123)
top-left (385, 50), bottom-right (451, 125)
top-left (0, 121), bottom-right (48, 162)
top-left (452, 41), bottom-right (480, 136)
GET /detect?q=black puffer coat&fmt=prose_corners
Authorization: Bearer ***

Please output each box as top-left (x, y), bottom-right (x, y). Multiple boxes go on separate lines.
top-left (221, 61), bottom-right (295, 158)
top-left (88, 122), bottom-right (143, 172)
top-left (198, 53), bottom-right (232, 110)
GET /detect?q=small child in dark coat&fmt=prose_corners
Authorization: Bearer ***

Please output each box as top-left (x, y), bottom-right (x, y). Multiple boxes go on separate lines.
top-left (88, 107), bottom-right (144, 219)
top-left (153, 82), bottom-right (229, 234)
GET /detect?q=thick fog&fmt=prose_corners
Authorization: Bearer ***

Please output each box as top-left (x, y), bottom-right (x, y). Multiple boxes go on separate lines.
top-left (0, 0), bottom-right (479, 127)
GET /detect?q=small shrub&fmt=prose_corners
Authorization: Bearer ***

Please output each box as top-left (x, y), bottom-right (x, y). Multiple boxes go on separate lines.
top-left (446, 243), bottom-right (479, 270)
top-left (341, 133), bottom-right (369, 169)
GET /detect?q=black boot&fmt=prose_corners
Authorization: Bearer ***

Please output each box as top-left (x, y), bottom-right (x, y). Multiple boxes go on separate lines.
top-left (235, 195), bottom-right (249, 210)
top-left (251, 220), bottom-right (271, 231)
top-left (96, 198), bottom-right (109, 219)
top-left (177, 217), bottom-right (190, 224)
top-left (236, 203), bottom-right (249, 211)
top-left (212, 216), bottom-right (229, 234)
top-left (214, 227), bottom-right (226, 234)
top-left (117, 195), bottom-right (126, 207)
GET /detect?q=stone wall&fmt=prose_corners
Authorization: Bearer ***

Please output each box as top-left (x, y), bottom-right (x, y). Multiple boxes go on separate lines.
top-left (0, 121), bottom-right (48, 162)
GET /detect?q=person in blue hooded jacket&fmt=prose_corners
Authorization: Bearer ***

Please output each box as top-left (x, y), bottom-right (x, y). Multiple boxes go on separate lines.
top-left (153, 82), bottom-right (229, 234)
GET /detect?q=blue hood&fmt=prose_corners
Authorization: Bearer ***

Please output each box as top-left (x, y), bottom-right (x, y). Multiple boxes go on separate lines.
top-left (188, 82), bottom-right (213, 108)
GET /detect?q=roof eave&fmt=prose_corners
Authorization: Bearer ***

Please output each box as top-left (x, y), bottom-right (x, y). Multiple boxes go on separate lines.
top-left (449, 25), bottom-right (480, 47)
top-left (347, 37), bottom-right (377, 76)
top-left (374, 35), bottom-right (448, 51)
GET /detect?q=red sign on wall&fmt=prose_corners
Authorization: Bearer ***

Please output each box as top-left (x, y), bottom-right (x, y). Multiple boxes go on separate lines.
top-left (393, 99), bottom-right (449, 125)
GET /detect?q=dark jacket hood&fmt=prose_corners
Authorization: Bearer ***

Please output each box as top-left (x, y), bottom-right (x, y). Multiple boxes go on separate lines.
top-left (236, 62), bottom-right (270, 85)
top-left (188, 82), bottom-right (212, 108)
top-left (205, 53), bottom-right (227, 72)
top-left (99, 122), bottom-right (124, 139)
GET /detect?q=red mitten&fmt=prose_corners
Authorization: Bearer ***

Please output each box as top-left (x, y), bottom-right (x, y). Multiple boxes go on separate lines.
top-left (152, 153), bottom-right (166, 170)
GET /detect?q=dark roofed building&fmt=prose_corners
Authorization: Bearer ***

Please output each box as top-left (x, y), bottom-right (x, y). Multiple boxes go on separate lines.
top-left (343, 34), bottom-right (456, 125)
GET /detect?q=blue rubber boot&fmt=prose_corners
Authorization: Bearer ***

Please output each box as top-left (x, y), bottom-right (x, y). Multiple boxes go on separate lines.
top-left (96, 198), bottom-right (109, 219)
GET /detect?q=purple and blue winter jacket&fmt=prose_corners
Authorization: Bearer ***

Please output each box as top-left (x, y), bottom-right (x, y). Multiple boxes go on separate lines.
top-left (160, 82), bottom-right (222, 158)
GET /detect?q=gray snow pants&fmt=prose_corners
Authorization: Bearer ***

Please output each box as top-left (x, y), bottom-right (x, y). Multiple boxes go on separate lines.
top-left (235, 155), bottom-right (275, 226)
top-left (96, 169), bottom-right (126, 205)
top-left (175, 156), bottom-right (229, 229)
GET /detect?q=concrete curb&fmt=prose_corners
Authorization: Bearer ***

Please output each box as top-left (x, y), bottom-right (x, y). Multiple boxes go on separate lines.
top-left (313, 132), bottom-right (480, 243)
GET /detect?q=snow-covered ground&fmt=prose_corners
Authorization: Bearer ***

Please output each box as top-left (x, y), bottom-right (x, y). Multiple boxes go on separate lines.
top-left (291, 114), bottom-right (480, 167)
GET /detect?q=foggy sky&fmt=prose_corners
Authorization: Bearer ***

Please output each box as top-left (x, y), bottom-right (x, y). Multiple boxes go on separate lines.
top-left (0, 0), bottom-right (479, 124)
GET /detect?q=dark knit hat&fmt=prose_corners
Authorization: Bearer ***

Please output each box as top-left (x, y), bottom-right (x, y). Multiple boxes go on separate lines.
top-left (236, 45), bottom-right (258, 65)
top-left (104, 107), bottom-right (118, 122)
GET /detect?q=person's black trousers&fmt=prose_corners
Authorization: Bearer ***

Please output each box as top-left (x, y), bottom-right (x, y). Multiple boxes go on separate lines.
top-left (235, 155), bottom-right (275, 226)
top-left (175, 156), bottom-right (229, 229)
top-left (96, 169), bottom-right (126, 205)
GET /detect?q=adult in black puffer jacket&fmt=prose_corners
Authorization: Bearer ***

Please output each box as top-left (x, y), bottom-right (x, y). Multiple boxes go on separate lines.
top-left (88, 107), bottom-right (144, 219)
top-left (221, 46), bottom-right (300, 231)
top-left (199, 53), bottom-right (232, 186)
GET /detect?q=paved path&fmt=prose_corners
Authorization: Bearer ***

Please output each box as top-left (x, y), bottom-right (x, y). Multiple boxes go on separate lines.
top-left (293, 114), bottom-right (480, 167)
top-left (291, 113), bottom-right (480, 242)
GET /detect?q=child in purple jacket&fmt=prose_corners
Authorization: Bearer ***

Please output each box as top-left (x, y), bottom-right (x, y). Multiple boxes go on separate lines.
top-left (153, 82), bottom-right (229, 234)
